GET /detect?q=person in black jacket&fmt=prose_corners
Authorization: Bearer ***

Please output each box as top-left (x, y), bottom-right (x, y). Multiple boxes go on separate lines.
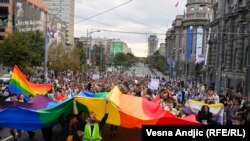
top-left (196, 105), bottom-right (212, 125)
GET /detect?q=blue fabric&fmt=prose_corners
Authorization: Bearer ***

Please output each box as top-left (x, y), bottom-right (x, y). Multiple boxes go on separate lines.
top-left (78, 91), bottom-right (95, 97)
top-left (168, 60), bottom-right (174, 68)
top-left (8, 84), bottom-right (22, 95)
top-left (186, 26), bottom-right (193, 63)
top-left (0, 107), bottom-right (41, 130)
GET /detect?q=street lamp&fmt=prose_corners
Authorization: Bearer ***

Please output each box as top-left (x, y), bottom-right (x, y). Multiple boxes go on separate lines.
top-left (87, 29), bottom-right (100, 70)
top-left (44, 11), bottom-right (49, 83)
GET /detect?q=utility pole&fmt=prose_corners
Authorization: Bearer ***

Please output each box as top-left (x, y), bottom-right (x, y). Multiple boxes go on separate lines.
top-left (44, 12), bottom-right (48, 83)
top-left (246, 22), bottom-right (250, 101)
top-left (216, 0), bottom-right (225, 94)
top-left (86, 29), bottom-right (89, 80)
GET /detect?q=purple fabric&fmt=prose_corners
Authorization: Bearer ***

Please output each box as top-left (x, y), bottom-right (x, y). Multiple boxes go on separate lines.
top-left (0, 95), bottom-right (52, 110)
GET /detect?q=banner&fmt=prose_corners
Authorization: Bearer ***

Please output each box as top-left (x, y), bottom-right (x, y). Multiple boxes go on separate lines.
top-left (47, 15), bottom-right (66, 47)
top-left (195, 26), bottom-right (204, 64)
top-left (149, 79), bottom-right (160, 90)
top-left (92, 74), bottom-right (100, 80)
top-left (205, 28), bottom-right (212, 65)
top-left (196, 26), bottom-right (203, 60)
top-left (186, 26), bottom-right (193, 63)
top-left (181, 29), bottom-right (187, 61)
top-left (14, 0), bottom-right (44, 32)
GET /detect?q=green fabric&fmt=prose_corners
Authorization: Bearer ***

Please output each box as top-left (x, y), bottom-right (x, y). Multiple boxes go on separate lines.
top-left (9, 79), bottom-right (31, 96)
top-left (38, 99), bottom-right (89, 126)
top-left (95, 92), bottom-right (108, 98)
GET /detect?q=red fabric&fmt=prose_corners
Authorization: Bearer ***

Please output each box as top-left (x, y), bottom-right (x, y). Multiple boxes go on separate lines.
top-left (54, 93), bottom-right (66, 102)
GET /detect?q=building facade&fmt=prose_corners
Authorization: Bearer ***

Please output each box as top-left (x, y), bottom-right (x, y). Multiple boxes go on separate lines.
top-left (148, 35), bottom-right (158, 56)
top-left (165, 15), bottom-right (184, 69)
top-left (78, 36), bottom-right (110, 59)
top-left (44, 0), bottom-right (75, 46)
top-left (165, 0), bottom-right (212, 81)
top-left (206, 0), bottom-right (250, 91)
top-left (0, 0), bottom-right (48, 40)
top-left (159, 43), bottom-right (166, 57)
top-left (110, 39), bottom-right (126, 58)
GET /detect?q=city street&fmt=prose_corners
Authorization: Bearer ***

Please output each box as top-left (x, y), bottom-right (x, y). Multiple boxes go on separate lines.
top-left (123, 63), bottom-right (156, 78)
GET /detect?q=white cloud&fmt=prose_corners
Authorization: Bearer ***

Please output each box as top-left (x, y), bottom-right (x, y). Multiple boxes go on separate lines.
top-left (74, 0), bottom-right (186, 57)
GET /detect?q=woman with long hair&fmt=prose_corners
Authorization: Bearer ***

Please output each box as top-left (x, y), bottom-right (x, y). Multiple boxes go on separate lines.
top-left (196, 105), bottom-right (212, 125)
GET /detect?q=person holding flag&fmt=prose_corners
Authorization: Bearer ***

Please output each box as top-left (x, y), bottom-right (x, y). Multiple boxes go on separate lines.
top-left (73, 97), bottom-right (109, 141)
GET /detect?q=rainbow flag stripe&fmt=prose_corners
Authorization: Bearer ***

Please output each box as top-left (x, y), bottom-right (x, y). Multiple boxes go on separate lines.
top-left (9, 65), bottom-right (53, 96)
top-left (0, 87), bottom-right (200, 131)
top-left (76, 86), bottom-right (200, 128)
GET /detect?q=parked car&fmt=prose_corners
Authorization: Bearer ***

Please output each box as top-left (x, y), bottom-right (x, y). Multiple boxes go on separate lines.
top-left (0, 74), bottom-right (11, 84)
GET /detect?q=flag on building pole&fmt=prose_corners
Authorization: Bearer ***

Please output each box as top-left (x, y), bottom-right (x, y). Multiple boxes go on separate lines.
top-left (175, 0), bottom-right (179, 7)
top-left (195, 54), bottom-right (205, 64)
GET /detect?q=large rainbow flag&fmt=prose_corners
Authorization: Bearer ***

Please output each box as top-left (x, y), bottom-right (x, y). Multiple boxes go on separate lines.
top-left (0, 87), bottom-right (200, 130)
top-left (8, 65), bottom-right (53, 96)
top-left (77, 86), bottom-right (200, 128)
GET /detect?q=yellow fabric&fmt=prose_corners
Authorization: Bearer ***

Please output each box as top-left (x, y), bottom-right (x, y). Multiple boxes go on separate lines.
top-left (76, 96), bottom-right (120, 126)
top-left (66, 135), bottom-right (73, 141)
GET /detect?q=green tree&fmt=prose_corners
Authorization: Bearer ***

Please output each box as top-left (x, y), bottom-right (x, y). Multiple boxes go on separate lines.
top-left (146, 51), bottom-right (166, 73)
top-left (48, 43), bottom-right (65, 72)
top-left (75, 42), bottom-right (87, 72)
top-left (113, 53), bottom-right (128, 66)
top-left (48, 43), bottom-right (82, 73)
top-left (0, 31), bottom-right (45, 74)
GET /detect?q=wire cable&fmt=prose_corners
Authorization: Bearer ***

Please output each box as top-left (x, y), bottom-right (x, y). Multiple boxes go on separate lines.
top-left (91, 28), bottom-right (248, 36)
top-left (74, 0), bottom-right (133, 24)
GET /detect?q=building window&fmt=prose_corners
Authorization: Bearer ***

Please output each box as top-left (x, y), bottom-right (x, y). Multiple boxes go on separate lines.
top-left (233, 48), bottom-right (237, 69)
top-left (227, 78), bottom-right (231, 88)
top-left (199, 7), bottom-right (204, 11)
top-left (191, 7), bottom-right (194, 11)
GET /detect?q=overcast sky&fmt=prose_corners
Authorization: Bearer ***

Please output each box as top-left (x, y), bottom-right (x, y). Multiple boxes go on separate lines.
top-left (74, 0), bottom-right (186, 57)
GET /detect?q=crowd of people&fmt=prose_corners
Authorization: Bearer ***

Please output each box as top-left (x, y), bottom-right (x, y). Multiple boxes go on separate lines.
top-left (1, 67), bottom-right (250, 141)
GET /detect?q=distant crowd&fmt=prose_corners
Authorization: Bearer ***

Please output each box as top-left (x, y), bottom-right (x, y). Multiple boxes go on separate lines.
top-left (0, 69), bottom-right (250, 141)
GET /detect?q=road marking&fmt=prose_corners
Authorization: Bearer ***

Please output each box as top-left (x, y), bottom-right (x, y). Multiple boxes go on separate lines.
top-left (1, 135), bottom-right (13, 141)
top-left (1, 131), bottom-right (24, 141)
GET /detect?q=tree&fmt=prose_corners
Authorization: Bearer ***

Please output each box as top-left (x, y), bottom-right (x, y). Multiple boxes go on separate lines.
top-left (48, 43), bottom-right (65, 72)
top-left (92, 44), bottom-right (105, 71)
top-left (113, 53), bottom-right (128, 66)
top-left (0, 31), bottom-right (45, 74)
top-left (48, 43), bottom-right (82, 74)
top-left (126, 53), bottom-right (137, 66)
top-left (75, 42), bottom-right (87, 72)
top-left (146, 51), bottom-right (166, 73)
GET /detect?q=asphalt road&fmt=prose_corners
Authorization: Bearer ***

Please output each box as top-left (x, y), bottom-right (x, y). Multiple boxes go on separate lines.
top-left (123, 63), bottom-right (156, 78)
top-left (0, 124), bottom-right (141, 141)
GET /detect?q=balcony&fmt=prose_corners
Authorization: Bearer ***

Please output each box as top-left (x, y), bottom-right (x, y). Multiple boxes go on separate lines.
top-left (186, 0), bottom-right (212, 6)
top-left (185, 11), bottom-right (208, 19)
top-left (0, 0), bottom-right (9, 7)
top-left (0, 0), bottom-right (9, 3)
